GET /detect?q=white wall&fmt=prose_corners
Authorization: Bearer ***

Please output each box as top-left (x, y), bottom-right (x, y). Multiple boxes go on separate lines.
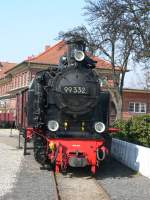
top-left (111, 138), bottom-right (150, 179)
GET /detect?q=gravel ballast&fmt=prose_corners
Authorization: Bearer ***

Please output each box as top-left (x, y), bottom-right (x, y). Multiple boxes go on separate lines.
top-left (0, 129), bottom-right (57, 200)
top-left (56, 173), bottom-right (110, 200)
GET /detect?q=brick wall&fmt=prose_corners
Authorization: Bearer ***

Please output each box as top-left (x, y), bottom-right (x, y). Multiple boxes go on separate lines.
top-left (122, 90), bottom-right (150, 120)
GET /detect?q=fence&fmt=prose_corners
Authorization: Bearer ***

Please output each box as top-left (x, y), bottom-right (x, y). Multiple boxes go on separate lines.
top-left (111, 138), bottom-right (150, 179)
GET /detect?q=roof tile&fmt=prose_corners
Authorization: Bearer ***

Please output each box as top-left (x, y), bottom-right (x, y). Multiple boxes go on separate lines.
top-left (0, 62), bottom-right (17, 79)
top-left (27, 40), bottom-right (114, 69)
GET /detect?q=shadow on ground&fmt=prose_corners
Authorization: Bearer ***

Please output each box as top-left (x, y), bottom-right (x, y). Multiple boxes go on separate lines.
top-left (62, 157), bottom-right (137, 179)
top-left (95, 157), bottom-right (137, 180)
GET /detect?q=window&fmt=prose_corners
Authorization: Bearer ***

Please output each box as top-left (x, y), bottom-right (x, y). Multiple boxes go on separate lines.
top-left (135, 103), bottom-right (140, 112)
top-left (141, 103), bottom-right (146, 113)
top-left (21, 74), bottom-right (23, 86)
top-left (17, 76), bottom-right (19, 88)
top-left (18, 75), bottom-right (20, 87)
top-left (129, 102), bottom-right (134, 112)
top-left (24, 72), bottom-right (27, 86)
top-left (13, 78), bottom-right (15, 89)
top-left (15, 77), bottom-right (17, 88)
top-left (22, 73), bottom-right (25, 86)
top-left (128, 102), bottom-right (146, 113)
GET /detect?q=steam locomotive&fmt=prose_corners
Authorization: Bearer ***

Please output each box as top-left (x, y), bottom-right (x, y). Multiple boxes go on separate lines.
top-left (20, 39), bottom-right (112, 174)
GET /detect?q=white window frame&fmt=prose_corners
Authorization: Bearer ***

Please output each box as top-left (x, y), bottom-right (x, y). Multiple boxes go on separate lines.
top-left (128, 102), bottom-right (147, 113)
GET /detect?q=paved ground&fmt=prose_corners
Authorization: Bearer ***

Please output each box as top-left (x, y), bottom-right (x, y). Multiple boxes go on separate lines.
top-left (96, 158), bottom-right (150, 200)
top-left (0, 129), bottom-right (20, 148)
top-left (0, 129), bottom-right (23, 198)
top-left (0, 129), bottom-right (57, 200)
top-left (1, 154), bottom-right (57, 200)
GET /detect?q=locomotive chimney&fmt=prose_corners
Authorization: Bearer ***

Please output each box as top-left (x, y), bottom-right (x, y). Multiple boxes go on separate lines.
top-left (66, 38), bottom-right (86, 65)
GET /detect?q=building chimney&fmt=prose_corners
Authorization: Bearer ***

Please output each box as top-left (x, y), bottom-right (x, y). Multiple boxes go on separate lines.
top-left (27, 55), bottom-right (34, 60)
top-left (45, 45), bottom-right (50, 51)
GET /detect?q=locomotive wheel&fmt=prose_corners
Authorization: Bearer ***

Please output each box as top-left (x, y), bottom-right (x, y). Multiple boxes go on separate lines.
top-left (102, 133), bottom-right (112, 151)
top-left (34, 148), bottom-right (46, 165)
top-left (33, 135), bottom-right (47, 165)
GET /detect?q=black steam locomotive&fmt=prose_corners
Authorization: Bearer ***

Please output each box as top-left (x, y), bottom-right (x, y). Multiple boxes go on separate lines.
top-left (26, 39), bottom-right (111, 173)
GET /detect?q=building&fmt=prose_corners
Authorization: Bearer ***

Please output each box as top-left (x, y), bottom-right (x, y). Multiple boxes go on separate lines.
top-left (0, 40), bottom-right (149, 122)
top-left (0, 62), bottom-right (17, 116)
top-left (122, 88), bottom-right (150, 120)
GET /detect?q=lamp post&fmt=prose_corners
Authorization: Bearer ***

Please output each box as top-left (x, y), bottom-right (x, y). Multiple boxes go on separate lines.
top-left (4, 100), bottom-right (6, 124)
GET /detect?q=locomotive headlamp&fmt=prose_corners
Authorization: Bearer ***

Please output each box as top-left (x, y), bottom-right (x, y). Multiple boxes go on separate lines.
top-left (48, 120), bottom-right (59, 132)
top-left (94, 122), bottom-right (105, 133)
top-left (81, 122), bottom-right (85, 132)
top-left (64, 121), bottom-right (68, 130)
top-left (74, 50), bottom-right (85, 62)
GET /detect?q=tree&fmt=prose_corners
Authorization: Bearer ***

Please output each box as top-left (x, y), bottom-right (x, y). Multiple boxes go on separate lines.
top-left (84, 0), bottom-right (150, 118)
top-left (59, 0), bottom-right (150, 119)
top-left (84, 0), bottom-right (150, 61)
top-left (143, 64), bottom-right (150, 90)
top-left (123, 0), bottom-right (150, 61)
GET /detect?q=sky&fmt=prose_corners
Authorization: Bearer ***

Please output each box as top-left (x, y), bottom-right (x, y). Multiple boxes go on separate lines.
top-left (0, 0), bottom-right (86, 63)
top-left (0, 0), bottom-right (146, 89)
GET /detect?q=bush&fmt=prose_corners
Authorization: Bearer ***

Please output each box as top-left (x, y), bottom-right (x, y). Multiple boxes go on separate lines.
top-left (112, 119), bottom-right (129, 140)
top-left (113, 114), bottom-right (150, 147)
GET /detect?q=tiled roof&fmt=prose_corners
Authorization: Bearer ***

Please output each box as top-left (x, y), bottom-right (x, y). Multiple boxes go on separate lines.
top-left (27, 40), bottom-right (115, 70)
top-left (27, 41), bottom-right (67, 65)
top-left (0, 62), bottom-right (17, 79)
top-left (91, 55), bottom-right (113, 69)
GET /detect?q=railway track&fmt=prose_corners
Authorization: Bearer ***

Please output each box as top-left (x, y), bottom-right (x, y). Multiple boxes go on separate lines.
top-left (52, 170), bottom-right (110, 200)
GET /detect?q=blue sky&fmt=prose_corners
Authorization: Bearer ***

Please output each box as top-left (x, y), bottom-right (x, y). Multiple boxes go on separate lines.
top-left (0, 0), bottom-right (145, 88)
top-left (0, 0), bottom-right (86, 62)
